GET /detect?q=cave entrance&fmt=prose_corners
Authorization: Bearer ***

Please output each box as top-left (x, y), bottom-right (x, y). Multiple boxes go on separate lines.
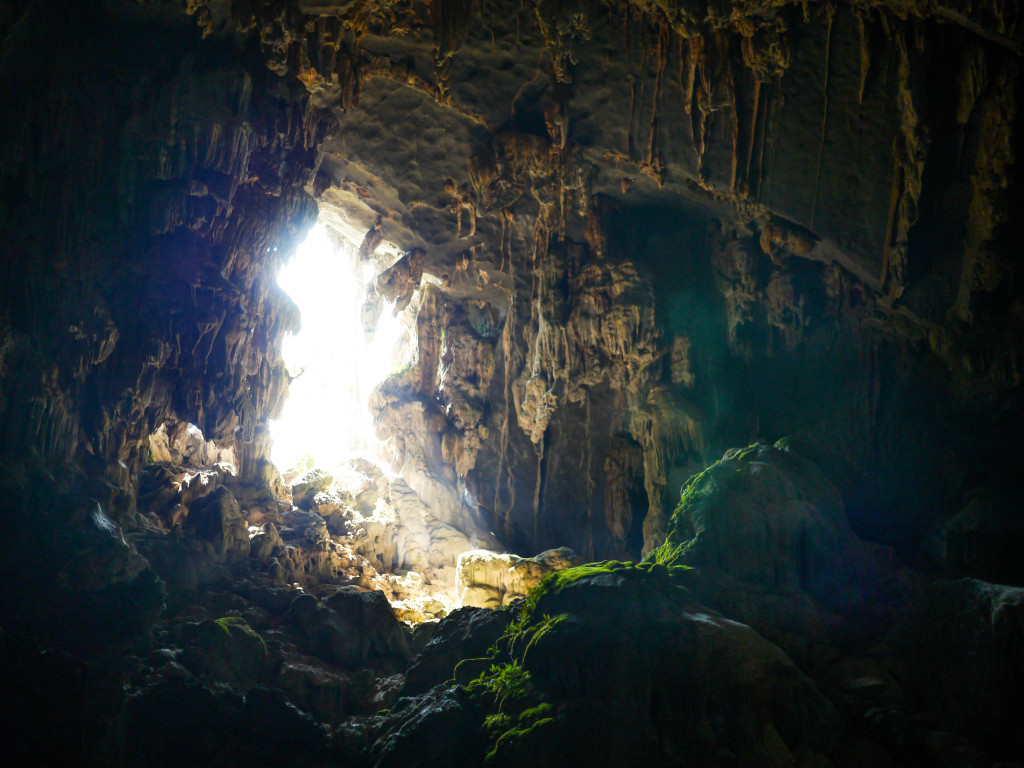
top-left (270, 221), bottom-right (405, 476)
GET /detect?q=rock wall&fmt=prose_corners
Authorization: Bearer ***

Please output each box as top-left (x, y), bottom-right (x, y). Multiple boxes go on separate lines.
top-left (277, 0), bottom-right (1022, 561)
top-left (0, 1), bottom-right (327, 494)
top-left (0, 0), bottom-right (327, 644)
top-left (3, 0), bottom-right (1021, 595)
top-left (1, 3), bottom-right (1023, 765)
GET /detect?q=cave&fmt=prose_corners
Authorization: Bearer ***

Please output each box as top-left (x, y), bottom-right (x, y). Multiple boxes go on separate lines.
top-left (2, 0), bottom-right (1023, 766)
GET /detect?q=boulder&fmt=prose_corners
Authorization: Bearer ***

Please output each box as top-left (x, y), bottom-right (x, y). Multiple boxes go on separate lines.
top-left (888, 578), bottom-right (1024, 755)
top-left (311, 491), bottom-right (347, 518)
top-left (177, 616), bottom-right (268, 690)
top-left (390, 596), bottom-right (448, 624)
top-left (286, 589), bottom-right (411, 673)
top-left (368, 686), bottom-right (488, 768)
top-left (378, 563), bottom-right (839, 768)
top-left (179, 465), bottom-right (231, 508)
top-left (456, 547), bottom-right (582, 608)
top-left (507, 563), bottom-right (839, 767)
top-left (123, 678), bottom-right (329, 767)
top-left (659, 441), bottom-right (895, 657)
top-left (926, 488), bottom-right (1024, 586)
top-left (148, 421), bottom-right (235, 468)
top-left (188, 486), bottom-right (250, 561)
top-left (249, 522), bottom-right (283, 564)
top-left (275, 652), bottom-right (360, 723)
top-left (402, 606), bottom-right (512, 695)
top-left (325, 589), bottom-right (412, 669)
top-left (280, 508), bottom-right (326, 540)
top-left (291, 469), bottom-right (334, 510)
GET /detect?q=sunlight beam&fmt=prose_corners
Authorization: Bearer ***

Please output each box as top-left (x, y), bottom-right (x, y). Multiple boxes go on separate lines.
top-left (270, 222), bottom-right (404, 473)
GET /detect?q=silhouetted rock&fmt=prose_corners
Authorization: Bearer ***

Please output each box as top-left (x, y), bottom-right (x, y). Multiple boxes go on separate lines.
top-left (188, 486), bottom-right (250, 561)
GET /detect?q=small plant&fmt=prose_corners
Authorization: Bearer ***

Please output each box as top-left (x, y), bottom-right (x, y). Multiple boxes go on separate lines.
top-left (467, 659), bottom-right (533, 711)
top-left (454, 561), bottom-right (693, 764)
top-left (453, 610), bottom-right (566, 702)
top-left (455, 603), bottom-right (567, 764)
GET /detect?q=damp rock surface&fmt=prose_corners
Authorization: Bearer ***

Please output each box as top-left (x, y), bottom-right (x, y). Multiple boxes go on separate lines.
top-left (1, 0), bottom-right (1024, 766)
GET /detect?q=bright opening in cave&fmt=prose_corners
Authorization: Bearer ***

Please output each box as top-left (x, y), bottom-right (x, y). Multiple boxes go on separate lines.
top-left (270, 222), bottom-right (406, 474)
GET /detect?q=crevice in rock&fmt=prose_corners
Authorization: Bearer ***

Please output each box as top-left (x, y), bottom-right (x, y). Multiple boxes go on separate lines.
top-left (3, 0), bottom-right (1024, 764)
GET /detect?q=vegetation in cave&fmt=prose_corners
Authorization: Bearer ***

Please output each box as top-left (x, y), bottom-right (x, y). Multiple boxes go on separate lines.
top-left (1, 0), bottom-right (1023, 766)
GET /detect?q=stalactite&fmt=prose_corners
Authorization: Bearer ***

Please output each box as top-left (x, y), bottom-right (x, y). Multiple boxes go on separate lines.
top-left (493, 211), bottom-right (520, 541)
top-left (744, 80), bottom-right (762, 194)
top-left (532, 437), bottom-right (543, 547)
top-left (580, 391), bottom-right (595, 561)
top-left (810, 4), bottom-right (836, 230)
top-left (429, 0), bottom-right (479, 102)
top-left (629, 386), bottom-right (705, 553)
top-left (643, 23), bottom-right (669, 185)
top-left (883, 20), bottom-right (928, 300)
top-left (728, 57), bottom-right (740, 193)
top-left (855, 8), bottom-right (871, 105)
top-left (684, 34), bottom-right (701, 116)
top-left (952, 54), bottom-right (1017, 324)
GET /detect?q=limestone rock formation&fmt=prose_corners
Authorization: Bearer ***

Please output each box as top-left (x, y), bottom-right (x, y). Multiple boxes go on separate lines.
top-left (455, 546), bottom-right (582, 608)
top-left (925, 489), bottom-right (1024, 585)
top-left (291, 468), bottom-right (334, 510)
top-left (176, 616), bottom-right (269, 691)
top-left (660, 441), bottom-right (897, 659)
top-left (188, 486), bottom-right (251, 561)
top-left (149, 421), bottom-right (236, 468)
top-left (2, 0), bottom-right (1024, 765)
top-left (375, 563), bottom-right (840, 768)
top-left (888, 578), bottom-right (1024, 757)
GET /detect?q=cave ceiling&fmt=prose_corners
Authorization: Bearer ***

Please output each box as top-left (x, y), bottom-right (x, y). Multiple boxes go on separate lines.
top-left (3, 2), bottom-right (1024, 764)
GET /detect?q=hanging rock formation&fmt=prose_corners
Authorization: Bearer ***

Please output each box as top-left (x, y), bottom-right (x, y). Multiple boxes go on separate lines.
top-left (1, 0), bottom-right (1024, 766)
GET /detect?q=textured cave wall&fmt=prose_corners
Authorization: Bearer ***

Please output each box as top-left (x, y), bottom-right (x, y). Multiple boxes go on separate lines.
top-left (0, 0), bottom-right (327, 479)
top-left (0, 0), bottom-right (1021, 622)
top-left (266, 0), bottom-right (1023, 562)
top-left (0, 0), bottom-right (327, 642)
top-left (1, 4), bottom-right (1023, 765)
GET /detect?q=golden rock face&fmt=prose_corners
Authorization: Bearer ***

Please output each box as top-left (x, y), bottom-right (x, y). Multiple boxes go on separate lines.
top-left (1, 3), bottom-right (1023, 764)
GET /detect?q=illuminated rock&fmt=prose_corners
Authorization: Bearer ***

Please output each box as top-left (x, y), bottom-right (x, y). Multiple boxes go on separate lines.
top-left (456, 547), bottom-right (582, 608)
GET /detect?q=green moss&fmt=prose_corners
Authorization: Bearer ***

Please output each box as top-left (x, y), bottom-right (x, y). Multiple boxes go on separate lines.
top-left (487, 707), bottom-right (556, 764)
top-left (735, 446), bottom-right (758, 463)
top-left (678, 465), bottom-right (715, 509)
top-left (483, 713), bottom-right (514, 734)
top-left (462, 561), bottom-right (692, 764)
top-left (212, 616), bottom-right (267, 654)
top-left (650, 539), bottom-right (686, 566)
top-left (517, 703), bottom-right (553, 722)
top-left (643, 460), bottom-right (722, 565)
top-left (528, 562), bottom-right (621, 600)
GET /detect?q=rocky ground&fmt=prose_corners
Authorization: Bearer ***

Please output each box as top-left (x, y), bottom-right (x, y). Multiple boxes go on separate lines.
top-left (2, 1), bottom-right (1023, 766)
top-left (5, 439), bottom-right (1022, 767)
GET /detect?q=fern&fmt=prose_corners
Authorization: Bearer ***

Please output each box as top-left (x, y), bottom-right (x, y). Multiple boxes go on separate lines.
top-left (467, 660), bottom-right (534, 711)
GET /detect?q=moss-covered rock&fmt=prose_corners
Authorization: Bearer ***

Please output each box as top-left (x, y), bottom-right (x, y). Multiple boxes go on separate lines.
top-left (178, 616), bottom-right (268, 690)
top-left (652, 441), bottom-right (895, 658)
top-left (406, 564), bottom-right (838, 768)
